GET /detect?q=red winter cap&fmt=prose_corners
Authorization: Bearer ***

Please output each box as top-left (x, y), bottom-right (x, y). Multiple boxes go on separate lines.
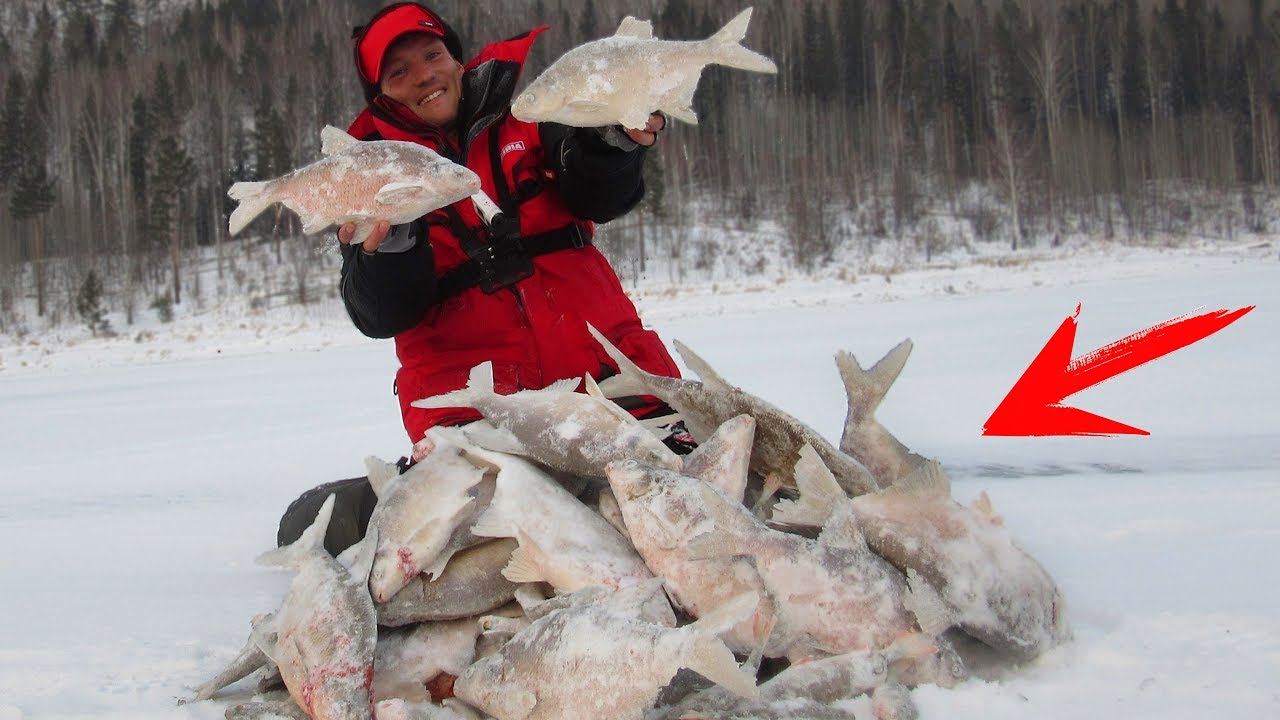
top-left (354, 3), bottom-right (452, 84)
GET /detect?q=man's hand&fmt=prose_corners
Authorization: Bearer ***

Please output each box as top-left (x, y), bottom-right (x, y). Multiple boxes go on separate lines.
top-left (624, 113), bottom-right (666, 147)
top-left (338, 220), bottom-right (391, 253)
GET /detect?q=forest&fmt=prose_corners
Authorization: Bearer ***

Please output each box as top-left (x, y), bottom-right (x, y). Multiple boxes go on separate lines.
top-left (0, 0), bottom-right (1277, 333)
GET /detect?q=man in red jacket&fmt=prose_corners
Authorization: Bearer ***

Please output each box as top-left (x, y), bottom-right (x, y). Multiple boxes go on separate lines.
top-left (279, 2), bottom-right (692, 553)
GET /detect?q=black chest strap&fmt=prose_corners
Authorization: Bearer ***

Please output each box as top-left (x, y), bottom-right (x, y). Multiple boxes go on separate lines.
top-left (436, 222), bottom-right (591, 301)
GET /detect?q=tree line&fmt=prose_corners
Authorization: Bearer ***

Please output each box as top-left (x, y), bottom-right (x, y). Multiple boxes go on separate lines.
top-left (0, 0), bottom-right (1277, 334)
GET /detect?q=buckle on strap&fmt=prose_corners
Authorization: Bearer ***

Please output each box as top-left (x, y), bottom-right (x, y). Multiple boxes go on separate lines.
top-left (566, 223), bottom-right (588, 249)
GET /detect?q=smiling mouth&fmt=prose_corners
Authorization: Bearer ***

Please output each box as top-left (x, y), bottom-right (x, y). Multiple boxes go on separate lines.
top-left (418, 89), bottom-right (445, 106)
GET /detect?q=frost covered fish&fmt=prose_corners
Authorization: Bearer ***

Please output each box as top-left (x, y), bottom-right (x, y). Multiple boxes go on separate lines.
top-left (252, 494), bottom-right (379, 720)
top-left (683, 469), bottom-right (944, 662)
top-left (605, 454), bottom-right (778, 656)
top-left (836, 340), bottom-right (927, 487)
top-left (364, 431), bottom-right (492, 603)
top-left (588, 323), bottom-right (879, 495)
top-left (511, 7), bottom-right (776, 130)
top-left (377, 538), bottom-right (520, 626)
top-left (667, 633), bottom-right (934, 718)
top-left (227, 125), bottom-right (480, 245)
top-left (463, 446), bottom-right (676, 627)
top-left (411, 360), bottom-right (682, 478)
top-left (776, 446), bottom-right (1070, 661)
top-left (454, 584), bottom-right (760, 720)
top-left (371, 617), bottom-right (484, 703)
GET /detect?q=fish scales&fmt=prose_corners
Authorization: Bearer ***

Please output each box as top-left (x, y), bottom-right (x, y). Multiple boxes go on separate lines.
top-left (512, 8), bottom-right (776, 130)
top-left (227, 125), bottom-right (480, 245)
top-left (454, 587), bottom-right (758, 720)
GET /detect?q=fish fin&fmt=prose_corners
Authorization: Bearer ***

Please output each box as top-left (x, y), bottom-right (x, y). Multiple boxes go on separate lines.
top-left (815, 502), bottom-right (867, 551)
top-left (422, 545), bottom-right (460, 581)
top-left (344, 524), bottom-right (379, 584)
top-left (585, 322), bottom-right (655, 398)
top-left (501, 535), bottom-right (547, 584)
top-left (686, 591), bottom-right (761, 698)
top-left (584, 373), bottom-right (639, 423)
top-left (364, 455), bottom-right (401, 498)
top-left (461, 423), bottom-right (526, 454)
top-left (836, 340), bottom-right (912, 425)
top-left (248, 613), bottom-right (282, 665)
top-left (682, 415), bottom-right (755, 502)
top-left (771, 443), bottom-right (843, 527)
top-left (568, 99), bottom-right (608, 115)
top-left (226, 181), bottom-right (273, 236)
top-left (661, 102), bottom-right (698, 126)
top-left (614, 16), bottom-right (653, 39)
top-left (660, 72), bottom-right (702, 126)
top-left (884, 631), bottom-right (940, 664)
top-left (903, 568), bottom-right (952, 638)
top-left (256, 493), bottom-right (335, 568)
top-left (706, 7), bottom-right (778, 74)
top-left (375, 181), bottom-right (427, 206)
top-left (685, 529), bottom-right (737, 562)
top-left (527, 376), bottom-right (582, 395)
top-left (190, 626), bottom-right (273, 702)
top-left (411, 362), bottom-right (491, 409)
top-left (970, 490), bottom-right (1004, 526)
top-left (319, 124), bottom-right (359, 155)
top-left (469, 503), bottom-right (512, 540)
top-left (672, 339), bottom-right (732, 389)
top-left (883, 459), bottom-right (951, 501)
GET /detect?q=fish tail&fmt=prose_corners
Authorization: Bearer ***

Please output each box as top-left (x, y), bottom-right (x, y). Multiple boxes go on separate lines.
top-left (255, 493), bottom-right (335, 568)
top-left (409, 362), bottom-right (493, 409)
top-left (707, 8), bottom-right (777, 74)
top-left (585, 322), bottom-right (653, 398)
top-left (226, 180), bottom-right (274, 236)
top-left (835, 339), bottom-right (913, 428)
top-left (771, 444), bottom-right (844, 527)
top-left (685, 591), bottom-right (761, 698)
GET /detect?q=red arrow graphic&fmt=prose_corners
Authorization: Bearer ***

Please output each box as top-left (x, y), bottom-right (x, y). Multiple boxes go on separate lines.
top-left (983, 304), bottom-right (1255, 437)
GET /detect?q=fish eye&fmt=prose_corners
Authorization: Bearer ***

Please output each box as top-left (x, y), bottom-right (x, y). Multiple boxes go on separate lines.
top-left (872, 658), bottom-right (887, 676)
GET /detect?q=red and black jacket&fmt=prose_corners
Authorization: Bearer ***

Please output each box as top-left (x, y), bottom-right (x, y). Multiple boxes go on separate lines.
top-left (338, 30), bottom-right (681, 443)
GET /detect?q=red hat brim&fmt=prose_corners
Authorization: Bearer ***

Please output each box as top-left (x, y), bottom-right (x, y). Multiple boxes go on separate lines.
top-left (356, 4), bottom-right (447, 84)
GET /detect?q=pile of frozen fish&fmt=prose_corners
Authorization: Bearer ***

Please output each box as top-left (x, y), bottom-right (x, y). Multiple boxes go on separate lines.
top-left (189, 324), bottom-right (1070, 720)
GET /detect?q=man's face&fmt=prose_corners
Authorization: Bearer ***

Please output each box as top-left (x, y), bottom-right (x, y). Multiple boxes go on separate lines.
top-left (379, 34), bottom-right (464, 130)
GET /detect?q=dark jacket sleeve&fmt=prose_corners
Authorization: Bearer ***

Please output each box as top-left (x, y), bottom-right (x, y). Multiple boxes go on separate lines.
top-left (540, 123), bottom-right (648, 223)
top-left (339, 220), bottom-right (437, 339)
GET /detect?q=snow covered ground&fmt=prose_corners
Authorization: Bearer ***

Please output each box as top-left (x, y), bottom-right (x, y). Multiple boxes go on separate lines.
top-left (0, 240), bottom-right (1276, 719)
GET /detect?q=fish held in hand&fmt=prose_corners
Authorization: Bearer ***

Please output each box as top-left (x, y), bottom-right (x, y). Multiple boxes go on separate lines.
top-left (227, 125), bottom-right (480, 245)
top-left (511, 7), bottom-right (776, 131)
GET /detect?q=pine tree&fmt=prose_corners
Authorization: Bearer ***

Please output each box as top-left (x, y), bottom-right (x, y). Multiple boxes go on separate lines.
top-left (0, 71), bottom-right (27, 188)
top-left (76, 269), bottom-right (110, 336)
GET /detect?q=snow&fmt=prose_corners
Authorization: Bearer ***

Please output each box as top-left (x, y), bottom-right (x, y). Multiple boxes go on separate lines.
top-left (0, 240), bottom-right (1276, 719)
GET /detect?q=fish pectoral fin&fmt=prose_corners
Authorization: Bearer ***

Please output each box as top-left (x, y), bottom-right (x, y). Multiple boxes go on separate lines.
top-left (501, 537), bottom-right (547, 584)
top-left (904, 568), bottom-right (952, 638)
top-left (567, 99), bottom-right (607, 114)
top-left (660, 104), bottom-right (698, 126)
top-left (374, 181), bottom-right (427, 205)
top-left (660, 73), bottom-right (703, 126)
top-left (299, 214), bottom-right (333, 235)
